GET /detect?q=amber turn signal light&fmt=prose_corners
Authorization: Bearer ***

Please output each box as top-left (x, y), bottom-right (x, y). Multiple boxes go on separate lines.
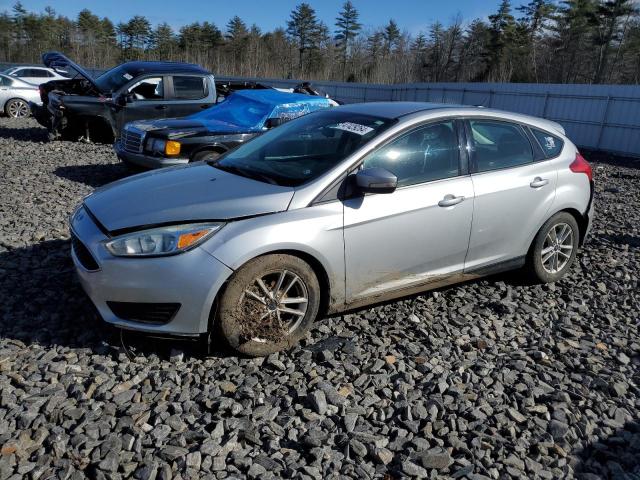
top-left (165, 140), bottom-right (181, 156)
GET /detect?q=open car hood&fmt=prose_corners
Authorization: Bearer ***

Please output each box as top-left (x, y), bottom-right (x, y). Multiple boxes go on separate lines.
top-left (42, 51), bottom-right (103, 94)
top-left (83, 163), bottom-right (294, 232)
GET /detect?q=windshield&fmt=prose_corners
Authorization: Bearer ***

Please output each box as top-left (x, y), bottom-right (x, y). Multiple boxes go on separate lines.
top-left (95, 64), bottom-right (136, 93)
top-left (191, 96), bottom-right (271, 129)
top-left (214, 110), bottom-right (396, 187)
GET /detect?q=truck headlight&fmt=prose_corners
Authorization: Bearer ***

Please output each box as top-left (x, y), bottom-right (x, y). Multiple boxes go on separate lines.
top-left (104, 223), bottom-right (224, 257)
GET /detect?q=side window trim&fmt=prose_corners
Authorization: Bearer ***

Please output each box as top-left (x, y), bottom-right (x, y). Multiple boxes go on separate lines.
top-left (523, 125), bottom-right (547, 161)
top-left (465, 117), bottom-right (536, 174)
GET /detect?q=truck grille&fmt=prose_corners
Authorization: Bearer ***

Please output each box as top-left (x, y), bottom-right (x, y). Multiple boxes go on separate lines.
top-left (71, 231), bottom-right (99, 271)
top-left (107, 302), bottom-right (181, 324)
top-left (121, 127), bottom-right (145, 153)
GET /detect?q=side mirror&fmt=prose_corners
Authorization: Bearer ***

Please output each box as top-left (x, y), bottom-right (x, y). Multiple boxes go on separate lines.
top-left (355, 167), bottom-right (397, 194)
top-left (264, 117), bottom-right (284, 129)
top-left (117, 93), bottom-right (136, 106)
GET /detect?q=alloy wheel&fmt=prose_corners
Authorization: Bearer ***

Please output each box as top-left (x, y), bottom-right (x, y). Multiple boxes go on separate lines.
top-left (8, 100), bottom-right (29, 118)
top-left (239, 269), bottom-right (309, 342)
top-left (541, 222), bottom-right (574, 274)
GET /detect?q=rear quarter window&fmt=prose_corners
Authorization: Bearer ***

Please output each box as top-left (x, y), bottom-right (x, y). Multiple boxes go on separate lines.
top-left (173, 76), bottom-right (207, 100)
top-left (531, 128), bottom-right (564, 158)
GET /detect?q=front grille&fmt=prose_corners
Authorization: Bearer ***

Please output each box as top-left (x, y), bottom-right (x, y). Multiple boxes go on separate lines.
top-left (107, 302), bottom-right (181, 325)
top-left (121, 128), bottom-right (144, 153)
top-left (71, 232), bottom-right (99, 271)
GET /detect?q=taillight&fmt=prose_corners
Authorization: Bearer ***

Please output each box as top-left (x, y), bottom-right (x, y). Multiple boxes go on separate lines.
top-left (570, 152), bottom-right (593, 182)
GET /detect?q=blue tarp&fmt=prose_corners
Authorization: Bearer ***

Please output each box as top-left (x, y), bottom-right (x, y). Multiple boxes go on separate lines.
top-left (189, 89), bottom-right (333, 132)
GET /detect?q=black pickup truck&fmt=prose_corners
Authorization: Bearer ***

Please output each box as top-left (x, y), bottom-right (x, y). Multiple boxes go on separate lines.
top-left (32, 52), bottom-right (217, 142)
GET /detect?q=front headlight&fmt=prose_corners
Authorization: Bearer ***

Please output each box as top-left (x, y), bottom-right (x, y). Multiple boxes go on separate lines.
top-left (104, 223), bottom-right (224, 257)
top-left (145, 138), bottom-right (166, 154)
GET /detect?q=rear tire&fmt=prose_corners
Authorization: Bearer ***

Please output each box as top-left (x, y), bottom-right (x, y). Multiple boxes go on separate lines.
top-left (525, 212), bottom-right (579, 283)
top-left (5, 98), bottom-right (30, 118)
top-left (218, 254), bottom-right (321, 356)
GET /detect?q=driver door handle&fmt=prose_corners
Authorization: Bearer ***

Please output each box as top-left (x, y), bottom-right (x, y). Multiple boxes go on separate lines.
top-left (155, 105), bottom-right (168, 110)
top-left (438, 194), bottom-right (465, 207)
top-left (530, 177), bottom-right (549, 188)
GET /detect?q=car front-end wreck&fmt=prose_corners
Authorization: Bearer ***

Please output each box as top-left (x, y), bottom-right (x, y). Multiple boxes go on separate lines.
top-left (115, 89), bottom-right (336, 169)
top-left (32, 52), bottom-right (217, 143)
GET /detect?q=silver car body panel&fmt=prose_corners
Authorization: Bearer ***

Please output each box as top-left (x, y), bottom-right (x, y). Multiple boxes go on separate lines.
top-left (71, 103), bottom-right (593, 336)
top-left (0, 74), bottom-right (42, 111)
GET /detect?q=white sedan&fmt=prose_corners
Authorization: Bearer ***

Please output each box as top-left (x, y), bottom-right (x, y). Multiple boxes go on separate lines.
top-left (0, 74), bottom-right (41, 118)
top-left (2, 66), bottom-right (67, 85)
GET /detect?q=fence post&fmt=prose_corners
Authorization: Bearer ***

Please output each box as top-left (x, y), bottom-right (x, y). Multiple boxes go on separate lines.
top-left (461, 88), bottom-right (466, 105)
top-left (363, 86), bottom-right (368, 103)
top-left (542, 92), bottom-right (549, 118)
top-left (488, 90), bottom-right (494, 107)
top-left (596, 95), bottom-right (612, 150)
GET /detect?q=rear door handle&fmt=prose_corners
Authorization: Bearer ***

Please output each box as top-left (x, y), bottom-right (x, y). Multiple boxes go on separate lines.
top-left (155, 105), bottom-right (168, 110)
top-left (200, 104), bottom-right (211, 109)
top-left (530, 177), bottom-right (549, 188)
top-left (438, 194), bottom-right (465, 207)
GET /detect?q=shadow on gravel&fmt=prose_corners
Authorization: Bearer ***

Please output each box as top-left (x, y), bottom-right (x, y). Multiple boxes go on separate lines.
top-left (599, 233), bottom-right (640, 249)
top-left (0, 239), bottom-right (226, 361)
top-left (574, 420), bottom-right (640, 479)
top-left (583, 149), bottom-right (640, 170)
top-left (0, 123), bottom-right (48, 142)
top-left (54, 163), bottom-right (130, 188)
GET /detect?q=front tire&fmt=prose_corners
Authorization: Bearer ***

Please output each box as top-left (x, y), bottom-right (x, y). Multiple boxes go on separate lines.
top-left (525, 212), bottom-right (579, 283)
top-left (5, 98), bottom-right (30, 118)
top-left (192, 150), bottom-right (221, 162)
top-left (218, 254), bottom-right (321, 356)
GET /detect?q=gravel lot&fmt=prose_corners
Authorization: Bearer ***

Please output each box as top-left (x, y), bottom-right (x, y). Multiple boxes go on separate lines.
top-left (0, 117), bottom-right (638, 480)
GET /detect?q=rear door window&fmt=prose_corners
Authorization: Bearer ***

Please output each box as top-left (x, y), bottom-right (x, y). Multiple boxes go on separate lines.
top-left (468, 120), bottom-right (534, 173)
top-left (531, 128), bottom-right (564, 158)
top-left (173, 76), bottom-right (206, 100)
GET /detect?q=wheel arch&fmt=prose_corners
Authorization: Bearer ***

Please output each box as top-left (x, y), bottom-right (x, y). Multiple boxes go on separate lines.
top-left (190, 144), bottom-right (228, 161)
top-left (206, 247), bottom-right (335, 334)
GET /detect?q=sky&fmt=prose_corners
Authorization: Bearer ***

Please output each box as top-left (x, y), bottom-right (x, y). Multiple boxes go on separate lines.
top-left (0, 0), bottom-right (532, 34)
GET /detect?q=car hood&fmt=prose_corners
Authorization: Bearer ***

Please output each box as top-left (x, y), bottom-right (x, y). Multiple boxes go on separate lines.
top-left (83, 163), bottom-right (294, 232)
top-left (131, 117), bottom-right (256, 137)
top-left (42, 51), bottom-right (102, 93)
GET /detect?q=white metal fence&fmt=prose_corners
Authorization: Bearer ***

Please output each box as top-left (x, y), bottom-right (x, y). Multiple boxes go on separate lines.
top-left (2, 62), bottom-right (639, 157)
top-left (219, 76), bottom-right (640, 158)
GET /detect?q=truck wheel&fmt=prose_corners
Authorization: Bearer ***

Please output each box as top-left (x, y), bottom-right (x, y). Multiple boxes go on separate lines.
top-left (192, 150), bottom-right (221, 162)
top-left (218, 254), bottom-right (321, 356)
top-left (5, 99), bottom-right (30, 118)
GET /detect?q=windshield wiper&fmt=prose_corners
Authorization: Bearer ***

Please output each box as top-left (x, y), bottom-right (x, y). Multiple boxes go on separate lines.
top-left (212, 163), bottom-right (280, 185)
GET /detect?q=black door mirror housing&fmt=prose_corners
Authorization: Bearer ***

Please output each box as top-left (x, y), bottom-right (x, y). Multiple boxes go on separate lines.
top-left (114, 93), bottom-right (135, 107)
top-left (355, 167), bottom-right (398, 194)
top-left (264, 117), bottom-right (284, 129)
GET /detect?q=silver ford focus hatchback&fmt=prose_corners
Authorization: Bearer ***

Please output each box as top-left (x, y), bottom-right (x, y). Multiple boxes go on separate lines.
top-left (70, 103), bottom-right (594, 355)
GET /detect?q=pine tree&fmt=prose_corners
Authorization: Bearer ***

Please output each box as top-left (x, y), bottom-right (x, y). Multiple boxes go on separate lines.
top-left (287, 3), bottom-right (322, 75)
top-left (383, 19), bottom-right (400, 55)
top-left (334, 1), bottom-right (361, 76)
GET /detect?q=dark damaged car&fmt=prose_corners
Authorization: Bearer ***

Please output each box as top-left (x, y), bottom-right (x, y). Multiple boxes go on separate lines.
top-left (115, 89), bottom-right (336, 169)
top-left (32, 52), bottom-right (216, 142)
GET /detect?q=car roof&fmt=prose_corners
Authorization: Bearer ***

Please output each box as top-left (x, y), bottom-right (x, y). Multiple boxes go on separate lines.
top-left (336, 101), bottom-right (464, 119)
top-left (119, 61), bottom-right (209, 76)
top-left (229, 89), bottom-right (332, 107)
top-left (335, 101), bottom-right (566, 135)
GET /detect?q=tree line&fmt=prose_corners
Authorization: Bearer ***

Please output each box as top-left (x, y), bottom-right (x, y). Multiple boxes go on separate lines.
top-left (1, 0), bottom-right (639, 85)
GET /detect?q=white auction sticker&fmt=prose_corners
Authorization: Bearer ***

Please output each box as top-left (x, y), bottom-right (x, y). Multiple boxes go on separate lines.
top-left (331, 122), bottom-right (374, 135)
